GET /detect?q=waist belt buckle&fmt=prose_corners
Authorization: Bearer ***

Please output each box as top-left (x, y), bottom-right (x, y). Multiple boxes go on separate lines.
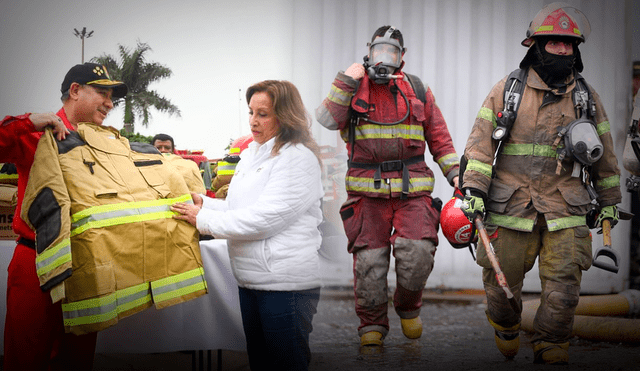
top-left (380, 160), bottom-right (402, 172)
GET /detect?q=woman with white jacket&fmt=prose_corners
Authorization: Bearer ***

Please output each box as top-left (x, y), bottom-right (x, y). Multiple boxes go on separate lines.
top-left (172, 80), bottom-right (323, 371)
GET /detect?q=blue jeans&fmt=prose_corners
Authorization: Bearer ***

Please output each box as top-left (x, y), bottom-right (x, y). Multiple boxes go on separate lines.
top-left (238, 287), bottom-right (321, 371)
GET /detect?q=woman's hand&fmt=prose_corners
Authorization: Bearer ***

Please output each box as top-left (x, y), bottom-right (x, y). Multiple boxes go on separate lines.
top-left (172, 202), bottom-right (201, 227)
top-left (190, 192), bottom-right (203, 208)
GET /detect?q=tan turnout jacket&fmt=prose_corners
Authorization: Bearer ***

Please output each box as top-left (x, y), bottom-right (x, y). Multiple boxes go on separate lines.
top-left (22, 123), bottom-right (207, 334)
top-left (463, 68), bottom-right (621, 232)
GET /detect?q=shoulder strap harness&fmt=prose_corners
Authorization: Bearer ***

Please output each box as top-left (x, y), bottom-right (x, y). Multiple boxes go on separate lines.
top-left (347, 73), bottom-right (428, 199)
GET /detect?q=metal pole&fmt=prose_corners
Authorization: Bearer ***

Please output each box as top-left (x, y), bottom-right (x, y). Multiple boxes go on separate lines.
top-left (73, 27), bottom-right (93, 64)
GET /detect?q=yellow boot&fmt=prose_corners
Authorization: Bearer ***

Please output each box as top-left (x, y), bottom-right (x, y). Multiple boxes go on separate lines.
top-left (487, 316), bottom-right (520, 359)
top-left (360, 331), bottom-right (384, 347)
top-left (400, 317), bottom-right (423, 339)
top-left (533, 341), bottom-right (569, 364)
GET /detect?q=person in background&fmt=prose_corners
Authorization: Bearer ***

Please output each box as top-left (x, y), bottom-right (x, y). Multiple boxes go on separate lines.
top-left (152, 133), bottom-right (175, 153)
top-left (0, 62), bottom-right (127, 370)
top-left (460, 3), bottom-right (621, 364)
top-left (315, 25), bottom-right (459, 349)
top-left (151, 133), bottom-right (206, 194)
top-left (172, 80), bottom-right (323, 371)
top-left (210, 134), bottom-right (253, 198)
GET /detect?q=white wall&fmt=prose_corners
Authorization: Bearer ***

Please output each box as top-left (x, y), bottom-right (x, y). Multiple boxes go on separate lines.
top-left (290, 0), bottom-right (633, 293)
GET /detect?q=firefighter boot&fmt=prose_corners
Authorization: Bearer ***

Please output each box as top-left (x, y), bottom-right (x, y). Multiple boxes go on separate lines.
top-left (533, 341), bottom-right (569, 364)
top-left (400, 317), bottom-right (423, 339)
top-left (487, 314), bottom-right (520, 359)
top-left (360, 331), bottom-right (384, 348)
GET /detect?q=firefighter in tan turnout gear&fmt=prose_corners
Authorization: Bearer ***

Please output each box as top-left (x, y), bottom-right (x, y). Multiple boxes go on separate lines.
top-left (316, 25), bottom-right (459, 350)
top-left (460, 3), bottom-right (621, 364)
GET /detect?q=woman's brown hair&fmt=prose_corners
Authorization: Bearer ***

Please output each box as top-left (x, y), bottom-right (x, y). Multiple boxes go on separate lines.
top-left (246, 80), bottom-right (320, 160)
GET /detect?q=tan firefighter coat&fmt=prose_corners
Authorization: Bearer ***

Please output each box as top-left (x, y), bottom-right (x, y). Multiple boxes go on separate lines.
top-left (463, 68), bottom-right (621, 232)
top-left (21, 123), bottom-right (208, 335)
top-left (160, 152), bottom-right (206, 194)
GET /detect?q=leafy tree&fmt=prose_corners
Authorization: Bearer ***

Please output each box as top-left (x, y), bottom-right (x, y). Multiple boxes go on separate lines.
top-left (92, 41), bottom-right (180, 132)
top-left (119, 129), bottom-right (154, 144)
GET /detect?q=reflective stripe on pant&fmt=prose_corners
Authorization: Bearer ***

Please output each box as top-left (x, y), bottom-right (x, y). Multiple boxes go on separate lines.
top-left (4, 244), bottom-right (96, 371)
top-left (476, 218), bottom-right (592, 343)
top-left (343, 196), bottom-right (438, 336)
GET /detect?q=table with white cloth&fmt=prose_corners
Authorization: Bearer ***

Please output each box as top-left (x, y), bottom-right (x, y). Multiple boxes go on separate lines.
top-left (0, 239), bottom-right (246, 354)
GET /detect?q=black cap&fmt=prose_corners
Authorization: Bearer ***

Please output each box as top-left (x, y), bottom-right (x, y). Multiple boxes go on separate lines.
top-left (634, 61), bottom-right (640, 77)
top-left (61, 63), bottom-right (128, 99)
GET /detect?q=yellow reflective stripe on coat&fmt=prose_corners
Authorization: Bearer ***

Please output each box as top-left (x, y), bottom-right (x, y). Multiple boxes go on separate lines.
top-left (345, 176), bottom-right (434, 194)
top-left (354, 124), bottom-right (424, 141)
top-left (151, 267), bottom-right (208, 304)
top-left (487, 213), bottom-right (535, 232)
top-left (546, 215), bottom-right (586, 231)
top-left (596, 174), bottom-right (620, 190)
top-left (501, 143), bottom-right (558, 158)
top-left (62, 282), bottom-right (151, 327)
top-left (487, 213), bottom-right (585, 232)
top-left (70, 194), bottom-right (193, 237)
top-left (436, 153), bottom-right (459, 173)
top-left (477, 107), bottom-right (496, 127)
top-left (597, 121), bottom-right (611, 136)
top-left (228, 147), bottom-right (241, 155)
top-left (327, 85), bottom-right (353, 106)
top-left (35, 238), bottom-right (71, 276)
top-left (216, 161), bottom-right (237, 176)
top-left (466, 159), bottom-right (493, 178)
top-left (62, 267), bottom-right (207, 328)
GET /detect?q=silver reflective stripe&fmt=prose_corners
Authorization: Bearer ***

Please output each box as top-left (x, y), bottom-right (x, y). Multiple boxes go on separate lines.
top-left (71, 204), bottom-right (170, 230)
top-left (354, 124), bottom-right (424, 140)
top-left (70, 195), bottom-right (193, 236)
top-left (35, 238), bottom-right (71, 276)
top-left (62, 283), bottom-right (152, 327)
top-left (151, 267), bottom-right (207, 304)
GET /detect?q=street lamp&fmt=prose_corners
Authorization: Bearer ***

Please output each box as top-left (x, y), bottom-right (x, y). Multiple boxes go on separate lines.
top-left (73, 27), bottom-right (94, 63)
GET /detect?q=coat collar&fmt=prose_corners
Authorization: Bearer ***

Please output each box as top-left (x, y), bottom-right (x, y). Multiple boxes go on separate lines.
top-left (526, 67), bottom-right (577, 95)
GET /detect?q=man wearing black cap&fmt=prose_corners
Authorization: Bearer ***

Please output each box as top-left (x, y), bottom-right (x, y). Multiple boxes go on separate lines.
top-left (0, 62), bottom-right (126, 371)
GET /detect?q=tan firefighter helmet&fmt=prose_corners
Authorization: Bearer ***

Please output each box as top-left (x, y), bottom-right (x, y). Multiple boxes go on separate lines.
top-left (522, 2), bottom-right (591, 47)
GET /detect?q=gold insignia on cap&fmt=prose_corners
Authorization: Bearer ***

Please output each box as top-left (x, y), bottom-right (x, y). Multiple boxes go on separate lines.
top-left (93, 66), bottom-right (104, 76)
top-left (102, 66), bottom-right (111, 79)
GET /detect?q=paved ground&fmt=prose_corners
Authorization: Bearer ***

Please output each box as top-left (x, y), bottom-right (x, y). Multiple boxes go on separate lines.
top-left (84, 287), bottom-right (640, 371)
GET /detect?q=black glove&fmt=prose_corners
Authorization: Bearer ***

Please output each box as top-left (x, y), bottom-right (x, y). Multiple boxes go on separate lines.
top-left (0, 163), bottom-right (17, 175)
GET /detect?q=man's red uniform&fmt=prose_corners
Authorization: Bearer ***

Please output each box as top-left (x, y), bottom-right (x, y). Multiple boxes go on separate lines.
top-left (1, 109), bottom-right (97, 371)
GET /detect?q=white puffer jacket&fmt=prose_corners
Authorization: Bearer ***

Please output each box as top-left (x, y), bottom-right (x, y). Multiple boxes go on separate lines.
top-left (197, 138), bottom-right (323, 291)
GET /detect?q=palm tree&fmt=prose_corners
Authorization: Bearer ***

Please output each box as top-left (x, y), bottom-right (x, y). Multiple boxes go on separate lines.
top-left (92, 41), bottom-right (180, 133)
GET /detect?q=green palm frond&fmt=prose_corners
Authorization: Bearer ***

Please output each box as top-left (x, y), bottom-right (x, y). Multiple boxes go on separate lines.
top-left (91, 41), bottom-right (180, 132)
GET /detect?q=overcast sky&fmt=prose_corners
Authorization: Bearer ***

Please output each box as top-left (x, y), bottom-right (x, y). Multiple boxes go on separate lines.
top-left (0, 0), bottom-right (295, 158)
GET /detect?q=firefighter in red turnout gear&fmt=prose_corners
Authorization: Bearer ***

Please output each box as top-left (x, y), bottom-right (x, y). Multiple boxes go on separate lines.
top-left (316, 26), bottom-right (459, 349)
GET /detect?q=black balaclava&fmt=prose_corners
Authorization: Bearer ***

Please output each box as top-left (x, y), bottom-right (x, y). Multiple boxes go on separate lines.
top-left (519, 37), bottom-right (582, 89)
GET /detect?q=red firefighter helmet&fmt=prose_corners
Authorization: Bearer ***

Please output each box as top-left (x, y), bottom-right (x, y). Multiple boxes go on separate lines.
top-left (522, 2), bottom-right (591, 47)
top-left (228, 134), bottom-right (253, 156)
top-left (440, 190), bottom-right (477, 249)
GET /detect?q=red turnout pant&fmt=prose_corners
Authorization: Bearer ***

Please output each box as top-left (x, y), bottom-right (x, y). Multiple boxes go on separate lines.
top-left (4, 243), bottom-right (97, 371)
